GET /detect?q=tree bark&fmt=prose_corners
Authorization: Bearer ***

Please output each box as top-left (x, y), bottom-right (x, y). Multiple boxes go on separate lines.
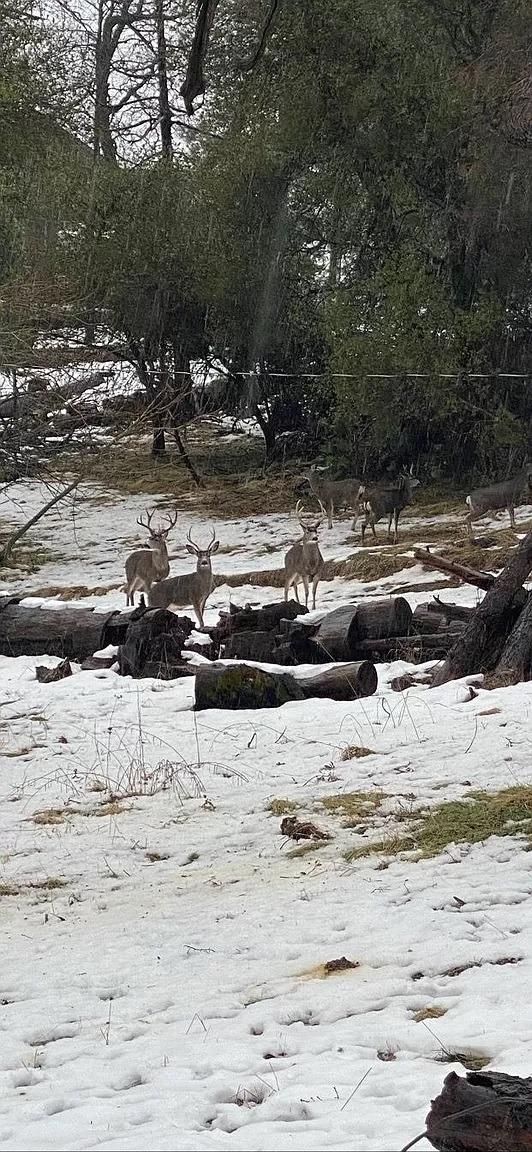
top-left (180, 0), bottom-right (220, 115)
top-left (432, 531), bottom-right (532, 686)
top-left (496, 592), bottom-right (532, 682)
top-left (155, 0), bottom-right (173, 158)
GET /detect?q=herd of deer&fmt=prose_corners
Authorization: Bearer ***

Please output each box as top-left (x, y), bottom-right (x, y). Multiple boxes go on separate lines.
top-left (123, 463), bottom-right (532, 621)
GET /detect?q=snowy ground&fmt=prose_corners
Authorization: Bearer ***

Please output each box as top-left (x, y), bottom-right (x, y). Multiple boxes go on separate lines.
top-left (1, 480), bottom-right (532, 1151)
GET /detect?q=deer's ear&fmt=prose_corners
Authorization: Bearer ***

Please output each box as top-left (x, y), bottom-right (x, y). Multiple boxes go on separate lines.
top-left (209, 540), bottom-right (220, 553)
top-left (185, 543), bottom-right (196, 555)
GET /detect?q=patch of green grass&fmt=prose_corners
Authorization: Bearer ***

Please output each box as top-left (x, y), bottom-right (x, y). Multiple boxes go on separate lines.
top-left (268, 798), bottom-right (300, 816)
top-left (345, 785), bottom-right (532, 863)
top-left (345, 833), bottom-right (415, 862)
top-left (413, 786), bottom-right (532, 856)
top-left (320, 790), bottom-right (386, 828)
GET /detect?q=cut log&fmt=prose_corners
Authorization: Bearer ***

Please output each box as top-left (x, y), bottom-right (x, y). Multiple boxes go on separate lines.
top-left (194, 660), bottom-right (377, 710)
top-left (313, 598), bottom-right (413, 661)
top-left (413, 605), bottom-right (445, 633)
top-left (0, 597), bottom-right (123, 660)
top-left (211, 600), bottom-right (306, 641)
top-left (413, 548), bottom-right (495, 591)
top-left (429, 597), bottom-right (477, 623)
top-left (119, 609), bottom-right (194, 678)
top-left (425, 1069), bottom-right (532, 1152)
top-left (357, 632), bottom-right (462, 653)
top-left (495, 591), bottom-right (532, 682)
top-left (222, 630), bottom-right (284, 663)
top-left (432, 531), bottom-right (532, 686)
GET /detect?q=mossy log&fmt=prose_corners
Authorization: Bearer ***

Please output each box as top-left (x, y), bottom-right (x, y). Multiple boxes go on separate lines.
top-left (194, 660), bottom-right (377, 710)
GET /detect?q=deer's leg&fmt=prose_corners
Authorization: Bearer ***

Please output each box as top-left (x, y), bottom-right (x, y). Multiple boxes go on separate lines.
top-left (371, 518), bottom-right (377, 540)
top-left (393, 510), bottom-right (399, 543)
top-left (387, 511), bottom-right (393, 540)
top-left (327, 500), bottom-right (333, 530)
top-left (351, 510), bottom-right (357, 533)
top-left (302, 576), bottom-right (309, 607)
top-left (194, 600), bottom-right (204, 628)
top-left (465, 511), bottom-right (474, 539)
top-left (311, 577), bottom-right (319, 610)
top-left (509, 504), bottom-right (516, 529)
top-left (361, 518), bottom-right (367, 544)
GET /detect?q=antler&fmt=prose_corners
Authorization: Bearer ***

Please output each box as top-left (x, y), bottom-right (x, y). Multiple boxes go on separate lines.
top-left (186, 526), bottom-right (200, 553)
top-left (137, 508), bottom-right (155, 532)
top-left (162, 508), bottom-right (178, 532)
top-left (207, 525), bottom-right (218, 552)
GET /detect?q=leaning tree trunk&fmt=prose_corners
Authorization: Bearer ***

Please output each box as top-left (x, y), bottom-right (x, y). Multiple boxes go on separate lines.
top-left (432, 531), bottom-right (532, 686)
top-left (495, 591), bottom-right (532, 682)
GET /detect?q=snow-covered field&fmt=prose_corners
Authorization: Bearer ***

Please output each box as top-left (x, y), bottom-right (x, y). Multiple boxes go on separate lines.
top-left (1, 480), bottom-right (532, 1151)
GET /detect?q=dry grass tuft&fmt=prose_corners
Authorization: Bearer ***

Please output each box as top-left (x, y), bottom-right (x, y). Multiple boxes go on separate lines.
top-left (30, 808), bottom-right (68, 826)
top-left (286, 840), bottom-right (329, 858)
top-left (0, 876), bottom-right (66, 897)
top-left (340, 745), bottom-right (376, 761)
top-left (268, 798), bottom-right (300, 816)
top-left (413, 1005), bottom-right (448, 1023)
top-left (91, 800), bottom-right (132, 817)
top-left (29, 583), bottom-right (118, 601)
top-left (435, 1048), bottom-right (491, 1072)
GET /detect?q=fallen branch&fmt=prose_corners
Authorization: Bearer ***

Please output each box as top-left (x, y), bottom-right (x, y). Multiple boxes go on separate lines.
top-left (413, 548), bottom-right (494, 591)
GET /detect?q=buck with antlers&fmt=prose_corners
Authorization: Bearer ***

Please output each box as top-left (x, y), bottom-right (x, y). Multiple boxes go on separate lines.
top-left (124, 508), bottom-right (178, 606)
top-left (148, 526), bottom-right (220, 627)
top-left (284, 501), bottom-right (324, 610)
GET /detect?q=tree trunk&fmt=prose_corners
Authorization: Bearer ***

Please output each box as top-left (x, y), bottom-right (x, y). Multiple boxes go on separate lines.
top-left (0, 480), bottom-right (78, 563)
top-left (155, 0), bottom-right (173, 158)
top-left (180, 0), bottom-right (221, 114)
top-left (152, 426), bottom-right (166, 457)
top-left (496, 592), bottom-right (532, 682)
top-left (425, 1069), bottom-right (532, 1152)
top-left (173, 424), bottom-right (202, 485)
top-left (432, 531), bottom-right (532, 686)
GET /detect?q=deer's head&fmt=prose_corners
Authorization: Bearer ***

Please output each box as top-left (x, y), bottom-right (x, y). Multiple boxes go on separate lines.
top-left (185, 526), bottom-right (220, 570)
top-left (137, 508), bottom-right (178, 550)
top-left (295, 500), bottom-right (322, 542)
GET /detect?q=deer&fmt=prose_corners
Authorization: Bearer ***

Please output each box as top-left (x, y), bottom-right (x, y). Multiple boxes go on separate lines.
top-left (302, 464), bottom-right (362, 530)
top-left (123, 508), bottom-right (178, 606)
top-left (148, 526), bottom-right (220, 627)
top-left (359, 467), bottom-right (420, 544)
top-left (465, 464), bottom-right (532, 538)
top-left (284, 501), bottom-right (324, 610)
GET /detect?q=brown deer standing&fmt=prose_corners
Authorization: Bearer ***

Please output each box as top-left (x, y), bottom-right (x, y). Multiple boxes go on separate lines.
top-left (148, 526), bottom-right (220, 627)
top-left (284, 501), bottom-right (324, 610)
top-left (123, 509), bottom-right (177, 606)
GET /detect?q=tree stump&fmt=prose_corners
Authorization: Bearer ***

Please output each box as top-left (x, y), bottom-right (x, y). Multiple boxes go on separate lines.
top-left (426, 1069), bottom-right (532, 1152)
top-left (119, 609), bottom-right (194, 678)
